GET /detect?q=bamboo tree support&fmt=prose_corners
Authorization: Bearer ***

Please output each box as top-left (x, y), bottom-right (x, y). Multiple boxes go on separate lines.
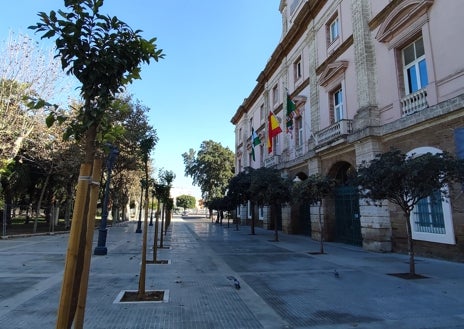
top-left (74, 159), bottom-right (103, 328)
top-left (56, 163), bottom-right (92, 329)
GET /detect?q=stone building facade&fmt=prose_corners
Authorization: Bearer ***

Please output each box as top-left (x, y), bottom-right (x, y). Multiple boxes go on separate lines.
top-left (231, 0), bottom-right (464, 261)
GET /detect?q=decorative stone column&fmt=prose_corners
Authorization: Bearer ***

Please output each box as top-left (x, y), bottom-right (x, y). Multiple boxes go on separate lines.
top-left (239, 204), bottom-right (248, 225)
top-left (359, 198), bottom-right (392, 251)
top-left (351, 0), bottom-right (377, 109)
top-left (310, 204), bottom-right (322, 241)
top-left (281, 204), bottom-right (291, 233)
top-left (262, 206), bottom-right (272, 230)
top-left (355, 139), bottom-right (392, 252)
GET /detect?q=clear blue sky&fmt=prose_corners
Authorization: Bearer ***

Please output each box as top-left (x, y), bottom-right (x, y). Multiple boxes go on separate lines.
top-left (1, 0), bottom-right (281, 199)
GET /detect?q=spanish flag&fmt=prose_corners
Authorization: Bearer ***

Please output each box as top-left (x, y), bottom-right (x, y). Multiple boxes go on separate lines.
top-left (267, 111), bottom-right (282, 154)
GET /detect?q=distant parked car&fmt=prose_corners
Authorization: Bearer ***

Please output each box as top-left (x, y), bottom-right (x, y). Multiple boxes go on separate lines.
top-left (181, 211), bottom-right (189, 216)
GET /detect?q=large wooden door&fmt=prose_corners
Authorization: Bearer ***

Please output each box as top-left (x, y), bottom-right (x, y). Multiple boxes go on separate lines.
top-left (334, 186), bottom-right (362, 246)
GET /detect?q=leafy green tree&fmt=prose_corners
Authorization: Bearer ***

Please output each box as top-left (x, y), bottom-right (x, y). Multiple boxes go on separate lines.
top-left (293, 174), bottom-right (336, 253)
top-left (22, 114), bottom-right (83, 232)
top-left (152, 182), bottom-right (169, 262)
top-left (176, 194), bottom-right (196, 211)
top-left (249, 167), bottom-right (292, 241)
top-left (29, 0), bottom-right (164, 325)
top-left (107, 96), bottom-right (155, 223)
top-left (227, 167), bottom-right (253, 205)
top-left (207, 196), bottom-right (234, 225)
top-left (30, 0), bottom-right (164, 160)
top-left (226, 167), bottom-right (291, 237)
top-left (355, 149), bottom-right (463, 276)
top-left (0, 78), bottom-right (54, 225)
top-left (165, 197), bottom-right (174, 227)
top-left (158, 169), bottom-right (175, 243)
top-left (218, 194), bottom-right (236, 227)
top-left (0, 32), bottom-right (73, 176)
top-left (182, 140), bottom-right (234, 207)
top-left (227, 167), bottom-right (254, 232)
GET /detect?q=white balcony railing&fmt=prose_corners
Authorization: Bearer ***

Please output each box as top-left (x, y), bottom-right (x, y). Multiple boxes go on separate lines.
top-left (295, 145), bottom-right (304, 157)
top-left (315, 119), bottom-right (353, 145)
top-left (264, 155), bottom-right (280, 167)
top-left (401, 89), bottom-right (428, 116)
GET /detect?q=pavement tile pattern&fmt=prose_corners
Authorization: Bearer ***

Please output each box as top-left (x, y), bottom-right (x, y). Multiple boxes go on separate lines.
top-left (1, 217), bottom-right (464, 329)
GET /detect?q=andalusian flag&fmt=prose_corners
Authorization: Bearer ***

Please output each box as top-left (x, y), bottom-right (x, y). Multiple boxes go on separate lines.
top-left (286, 94), bottom-right (296, 133)
top-left (267, 111), bottom-right (282, 154)
top-left (250, 127), bottom-right (261, 161)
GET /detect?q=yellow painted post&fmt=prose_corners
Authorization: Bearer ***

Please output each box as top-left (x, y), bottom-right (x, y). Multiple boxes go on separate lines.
top-left (74, 159), bottom-right (103, 328)
top-left (56, 163), bottom-right (92, 329)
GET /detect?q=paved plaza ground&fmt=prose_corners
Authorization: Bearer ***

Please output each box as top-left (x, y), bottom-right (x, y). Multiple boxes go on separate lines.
top-left (0, 216), bottom-right (463, 329)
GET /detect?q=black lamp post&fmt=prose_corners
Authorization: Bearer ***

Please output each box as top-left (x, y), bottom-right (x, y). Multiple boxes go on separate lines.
top-left (135, 179), bottom-right (145, 233)
top-left (149, 185), bottom-right (155, 226)
top-left (94, 145), bottom-right (119, 255)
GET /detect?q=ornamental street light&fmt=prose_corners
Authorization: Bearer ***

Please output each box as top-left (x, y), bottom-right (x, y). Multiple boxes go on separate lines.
top-left (149, 185), bottom-right (155, 226)
top-left (94, 146), bottom-right (119, 255)
top-left (135, 179), bottom-right (146, 233)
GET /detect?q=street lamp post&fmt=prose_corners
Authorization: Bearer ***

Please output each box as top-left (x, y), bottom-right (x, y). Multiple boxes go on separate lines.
top-left (94, 146), bottom-right (119, 255)
top-left (149, 186), bottom-right (155, 226)
top-left (135, 179), bottom-right (145, 233)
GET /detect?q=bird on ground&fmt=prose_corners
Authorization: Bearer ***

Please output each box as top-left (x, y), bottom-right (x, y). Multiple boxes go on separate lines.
top-left (227, 276), bottom-right (241, 289)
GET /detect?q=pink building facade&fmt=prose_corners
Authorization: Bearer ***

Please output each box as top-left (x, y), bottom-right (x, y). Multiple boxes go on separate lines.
top-left (231, 0), bottom-right (464, 260)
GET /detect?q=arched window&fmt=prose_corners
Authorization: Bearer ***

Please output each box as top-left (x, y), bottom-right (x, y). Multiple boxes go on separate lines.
top-left (407, 147), bottom-right (455, 244)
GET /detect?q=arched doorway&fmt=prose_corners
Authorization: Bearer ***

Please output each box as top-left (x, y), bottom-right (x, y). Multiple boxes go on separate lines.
top-left (291, 172), bottom-right (311, 235)
top-left (329, 162), bottom-right (362, 246)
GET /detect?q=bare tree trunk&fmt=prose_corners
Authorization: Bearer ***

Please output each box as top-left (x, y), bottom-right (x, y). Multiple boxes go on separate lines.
top-left (404, 211), bottom-right (415, 276)
top-left (1, 179), bottom-right (12, 226)
top-left (122, 203), bottom-right (128, 222)
top-left (152, 197), bottom-right (161, 261)
top-left (138, 161), bottom-right (150, 298)
top-left (152, 215), bottom-right (159, 263)
top-left (34, 168), bottom-right (52, 233)
top-left (160, 203), bottom-right (165, 248)
top-left (318, 201), bottom-right (324, 254)
top-left (250, 202), bottom-right (256, 235)
top-left (273, 204), bottom-right (279, 242)
top-left (64, 181), bottom-right (74, 229)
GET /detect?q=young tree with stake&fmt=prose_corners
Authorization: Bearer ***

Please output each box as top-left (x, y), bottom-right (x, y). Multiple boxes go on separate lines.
top-left (29, 1), bottom-right (164, 327)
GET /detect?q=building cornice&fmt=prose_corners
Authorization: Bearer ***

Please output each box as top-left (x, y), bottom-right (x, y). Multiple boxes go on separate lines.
top-left (368, 0), bottom-right (404, 31)
top-left (231, 0), bottom-right (327, 123)
top-left (375, 0), bottom-right (434, 43)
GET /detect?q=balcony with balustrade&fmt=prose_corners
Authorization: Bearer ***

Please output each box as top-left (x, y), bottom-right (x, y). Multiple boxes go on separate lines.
top-left (264, 155), bottom-right (280, 168)
top-left (401, 88), bottom-right (428, 116)
top-left (314, 119), bottom-right (353, 147)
